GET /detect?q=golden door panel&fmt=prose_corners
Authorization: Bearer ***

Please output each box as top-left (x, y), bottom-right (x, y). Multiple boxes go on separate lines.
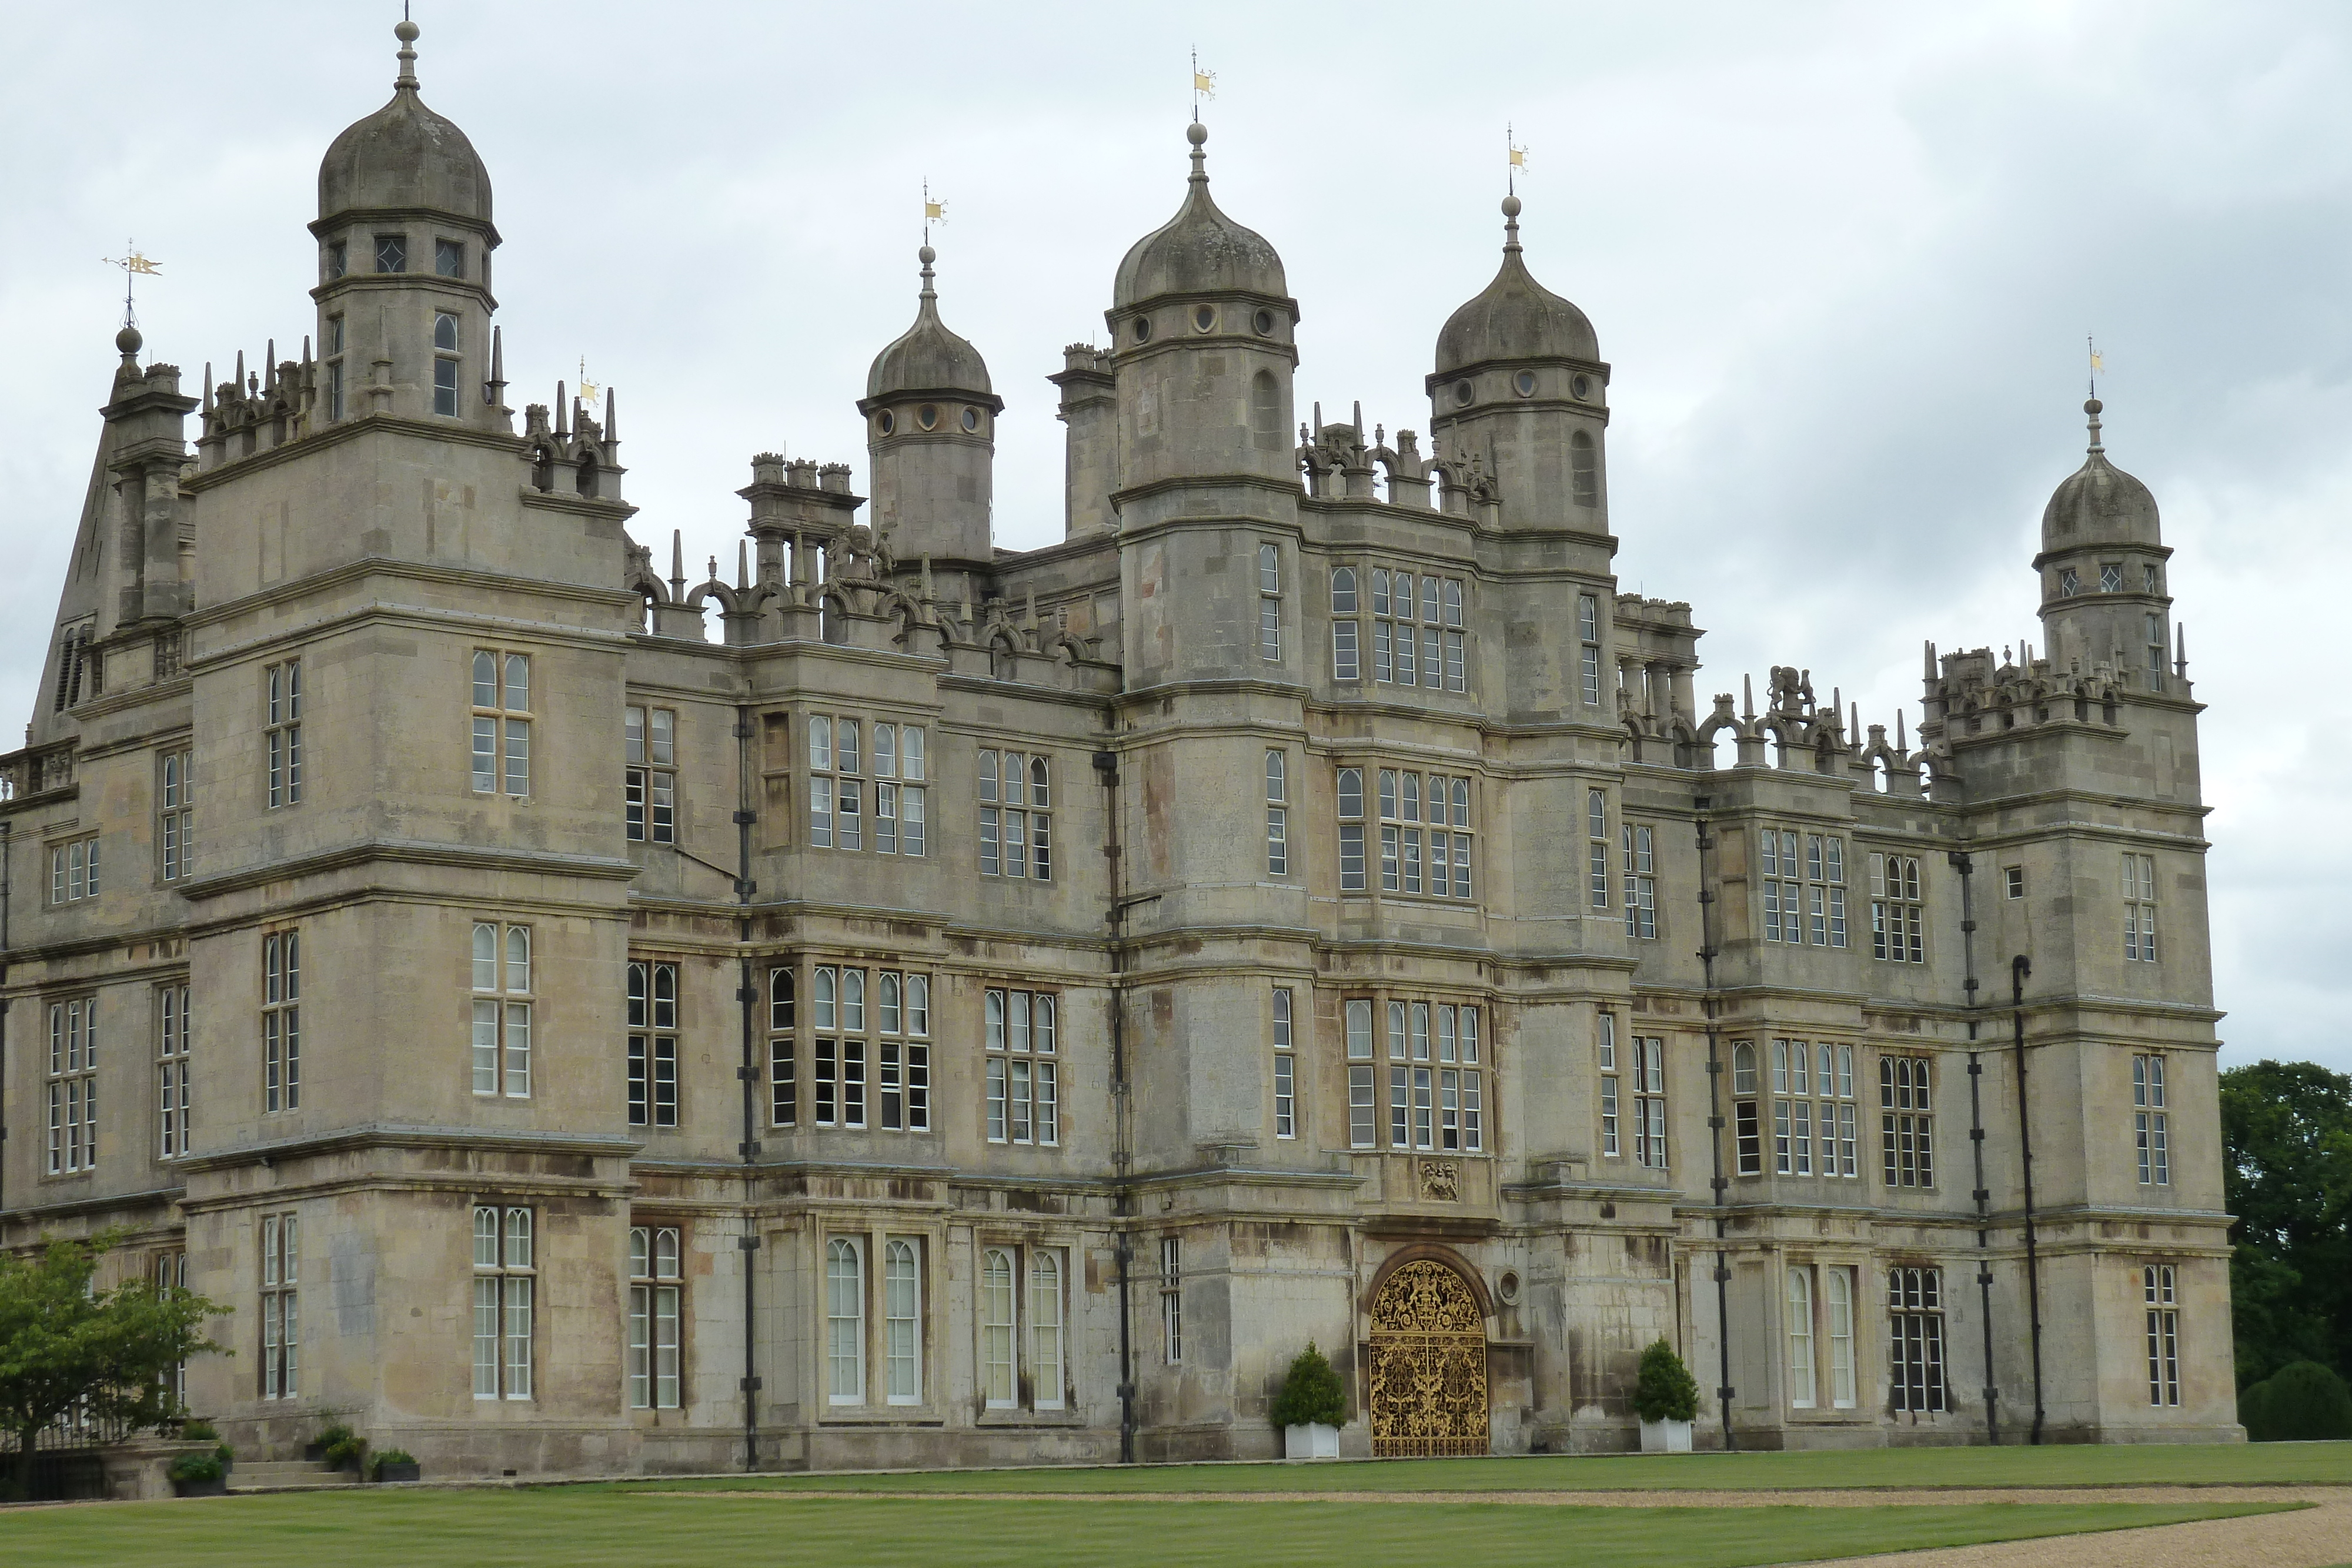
top-left (1367, 1258), bottom-right (1490, 1457)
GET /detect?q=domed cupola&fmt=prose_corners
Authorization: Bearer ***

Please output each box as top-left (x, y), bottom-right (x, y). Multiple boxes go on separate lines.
top-left (308, 20), bottom-right (505, 433)
top-left (1112, 123), bottom-right (1288, 310)
top-left (859, 245), bottom-right (1000, 574)
top-left (1433, 195), bottom-right (1598, 377)
top-left (318, 19), bottom-right (493, 229)
top-left (2039, 398), bottom-right (2161, 556)
top-left (861, 246), bottom-right (1000, 414)
top-left (2033, 397), bottom-right (2174, 683)
top-left (1424, 196), bottom-right (1613, 541)
top-left (1105, 123), bottom-right (1299, 493)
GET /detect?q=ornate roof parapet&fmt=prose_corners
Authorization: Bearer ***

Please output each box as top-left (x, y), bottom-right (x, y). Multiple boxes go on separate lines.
top-left (195, 344), bottom-right (312, 470)
top-left (1918, 641), bottom-right (2130, 745)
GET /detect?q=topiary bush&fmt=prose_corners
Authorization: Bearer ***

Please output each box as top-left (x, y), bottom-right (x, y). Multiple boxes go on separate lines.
top-left (2240, 1360), bottom-right (2352, 1442)
top-left (1268, 1341), bottom-right (1347, 1429)
top-left (1633, 1338), bottom-right (1700, 1424)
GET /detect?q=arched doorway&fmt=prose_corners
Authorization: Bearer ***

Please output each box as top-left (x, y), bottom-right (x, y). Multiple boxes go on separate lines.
top-left (1367, 1257), bottom-right (1490, 1456)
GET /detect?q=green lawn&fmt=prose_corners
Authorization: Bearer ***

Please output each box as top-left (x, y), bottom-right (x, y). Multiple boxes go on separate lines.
top-left (0, 1492), bottom-right (2299, 1568)
top-left (613, 1439), bottom-right (2352, 1495)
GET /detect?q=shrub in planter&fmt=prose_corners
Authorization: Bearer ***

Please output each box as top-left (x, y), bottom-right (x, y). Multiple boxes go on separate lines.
top-left (181, 1419), bottom-right (218, 1442)
top-left (169, 1451), bottom-right (226, 1496)
top-left (1271, 1342), bottom-right (1347, 1459)
top-left (1270, 1342), bottom-right (1347, 1429)
top-left (1633, 1339), bottom-right (1700, 1425)
top-left (371, 1449), bottom-right (420, 1483)
top-left (320, 1423), bottom-right (366, 1472)
top-left (2240, 1361), bottom-right (2352, 1442)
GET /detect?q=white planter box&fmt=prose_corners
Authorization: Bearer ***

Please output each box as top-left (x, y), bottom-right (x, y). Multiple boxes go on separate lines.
top-left (1284, 1422), bottom-right (1340, 1459)
top-left (1639, 1418), bottom-right (1693, 1453)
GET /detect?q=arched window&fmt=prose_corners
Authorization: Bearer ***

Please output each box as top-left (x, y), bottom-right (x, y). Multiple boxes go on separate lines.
top-left (1251, 369), bottom-right (1282, 450)
top-left (981, 1248), bottom-right (1017, 1409)
top-left (884, 1240), bottom-right (921, 1405)
top-left (1570, 430), bottom-right (1598, 509)
top-left (826, 1238), bottom-right (863, 1405)
top-left (1032, 1252), bottom-right (1065, 1410)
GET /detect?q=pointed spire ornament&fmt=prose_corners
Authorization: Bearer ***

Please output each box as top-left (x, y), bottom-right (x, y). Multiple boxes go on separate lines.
top-left (669, 530), bottom-right (687, 602)
top-left (395, 14), bottom-right (420, 93)
top-left (1742, 673), bottom-right (1755, 721)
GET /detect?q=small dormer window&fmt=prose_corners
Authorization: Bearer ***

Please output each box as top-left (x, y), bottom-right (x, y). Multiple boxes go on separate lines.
top-left (1133, 316), bottom-right (1152, 344)
top-left (961, 407), bottom-right (980, 433)
top-left (375, 234), bottom-right (407, 273)
top-left (2100, 562), bottom-right (2123, 593)
top-left (2059, 568), bottom-right (2080, 597)
top-left (916, 404), bottom-right (938, 432)
top-left (326, 241), bottom-right (348, 280)
top-left (1572, 373), bottom-right (1593, 400)
top-left (436, 239), bottom-right (465, 279)
top-left (1192, 305), bottom-right (1217, 333)
top-left (877, 410), bottom-right (896, 436)
top-left (1252, 309), bottom-right (1275, 335)
top-left (1452, 380), bottom-right (1474, 407)
top-left (1514, 370), bottom-right (1537, 397)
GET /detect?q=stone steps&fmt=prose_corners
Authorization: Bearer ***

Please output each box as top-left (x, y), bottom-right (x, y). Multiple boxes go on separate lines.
top-left (228, 1459), bottom-right (359, 1492)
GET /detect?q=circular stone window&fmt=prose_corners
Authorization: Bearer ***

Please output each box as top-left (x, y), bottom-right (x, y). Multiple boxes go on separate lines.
top-left (1452, 379), bottom-right (1475, 407)
top-left (1193, 305), bottom-right (1217, 333)
top-left (1514, 370), bottom-right (1538, 397)
top-left (961, 406), bottom-right (980, 433)
top-left (876, 409), bottom-right (895, 435)
top-left (1572, 373), bottom-right (1593, 400)
top-left (916, 403), bottom-right (939, 431)
top-left (1134, 316), bottom-right (1153, 343)
top-left (1496, 1270), bottom-right (1523, 1306)
top-left (1252, 308), bottom-right (1275, 335)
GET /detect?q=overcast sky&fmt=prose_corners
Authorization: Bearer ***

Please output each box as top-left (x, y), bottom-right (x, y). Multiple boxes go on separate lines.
top-left (5, 2), bottom-right (2346, 1073)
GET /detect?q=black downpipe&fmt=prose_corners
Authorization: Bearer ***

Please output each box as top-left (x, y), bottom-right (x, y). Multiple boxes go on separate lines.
top-left (1692, 802), bottom-right (1735, 1452)
top-left (1093, 746), bottom-right (1135, 1465)
top-left (733, 707), bottom-right (762, 1471)
top-left (2012, 955), bottom-right (2046, 1445)
top-left (1, 820), bottom-right (11, 1227)
top-left (1949, 851), bottom-right (1999, 1445)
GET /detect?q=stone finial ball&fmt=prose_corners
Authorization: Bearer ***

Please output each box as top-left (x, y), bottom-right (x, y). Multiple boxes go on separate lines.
top-left (2085, 397), bottom-right (2103, 415)
top-left (1187, 122), bottom-right (1208, 146)
top-left (396, 19), bottom-right (419, 41)
top-left (919, 245), bottom-right (936, 265)
top-left (1502, 194), bottom-right (1522, 218)
top-left (116, 325), bottom-right (143, 355)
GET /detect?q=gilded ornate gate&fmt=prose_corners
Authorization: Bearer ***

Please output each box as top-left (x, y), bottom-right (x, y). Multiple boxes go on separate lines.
top-left (1367, 1259), bottom-right (1490, 1456)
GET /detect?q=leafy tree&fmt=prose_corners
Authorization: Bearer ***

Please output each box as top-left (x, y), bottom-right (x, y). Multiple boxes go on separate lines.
top-left (0, 1231), bottom-right (226, 1493)
top-left (2221, 1061), bottom-right (2352, 1388)
top-left (1268, 1341), bottom-right (1347, 1429)
top-left (1633, 1338), bottom-right (1700, 1423)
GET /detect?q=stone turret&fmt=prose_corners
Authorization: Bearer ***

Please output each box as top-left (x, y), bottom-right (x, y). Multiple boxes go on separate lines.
top-left (1426, 195), bottom-right (1613, 549)
top-left (309, 18), bottom-right (506, 433)
top-left (2034, 398), bottom-right (2174, 691)
top-left (1107, 122), bottom-right (1298, 492)
top-left (858, 244), bottom-right (1000, 579)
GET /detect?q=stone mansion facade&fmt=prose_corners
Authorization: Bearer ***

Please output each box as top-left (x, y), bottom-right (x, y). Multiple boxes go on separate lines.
top-left (0, 21), bottom-right (2234, 1475)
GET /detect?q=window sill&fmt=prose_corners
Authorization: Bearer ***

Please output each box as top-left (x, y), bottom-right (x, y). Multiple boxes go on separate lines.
top-left (975, 1409), bottom-right (1087, 1429)
top-left (818, 1408), bottom-right (946, 1426)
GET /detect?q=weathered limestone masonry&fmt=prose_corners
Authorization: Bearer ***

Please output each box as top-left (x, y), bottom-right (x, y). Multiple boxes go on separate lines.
top-left (0, 21), bottom-right (2232, 1475)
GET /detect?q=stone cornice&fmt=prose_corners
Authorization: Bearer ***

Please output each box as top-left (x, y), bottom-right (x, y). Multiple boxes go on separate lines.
top-left (175, 1122), bottom-right (642, 1179)
top-left (176, 837), bottom-right (640, 903)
